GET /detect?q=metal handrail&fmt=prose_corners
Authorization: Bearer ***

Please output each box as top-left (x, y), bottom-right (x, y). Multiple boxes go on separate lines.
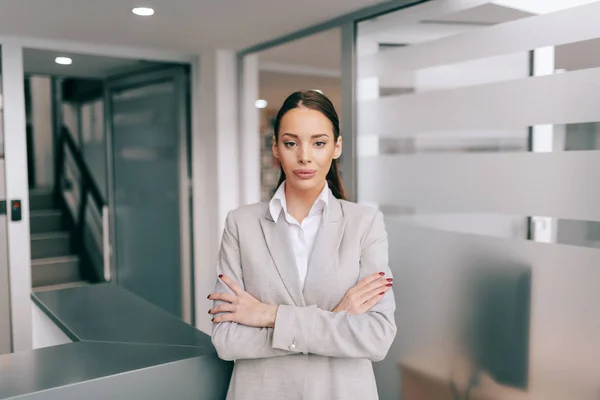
top-left (55, 126), bottom-right (111, 282)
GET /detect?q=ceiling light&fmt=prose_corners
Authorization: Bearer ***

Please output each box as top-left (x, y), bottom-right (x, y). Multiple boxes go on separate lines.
top-left (55, 57), bottom-right (73, 65)
top-left (132, 7), bottom-right (155, 16)
top-left (255, 99), bottom-right (268, 109)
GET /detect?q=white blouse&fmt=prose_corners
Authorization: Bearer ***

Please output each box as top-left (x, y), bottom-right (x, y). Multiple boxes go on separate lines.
top-left (268, 181), bottom-right (330, 289)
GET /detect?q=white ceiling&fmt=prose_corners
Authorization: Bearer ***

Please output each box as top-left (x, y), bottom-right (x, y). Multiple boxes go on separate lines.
top-left (256, 2), bottom-right (533, 76)
top-left (0, 0), bottom-right (387, 53)
top-left (21, 48), bottom-right (166, 78)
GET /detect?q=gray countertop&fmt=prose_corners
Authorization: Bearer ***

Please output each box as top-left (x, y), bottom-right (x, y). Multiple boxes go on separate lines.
top-left (32, 283), bottom-right (213, 348)
top-left (0, 283), bottom-right (231, 400)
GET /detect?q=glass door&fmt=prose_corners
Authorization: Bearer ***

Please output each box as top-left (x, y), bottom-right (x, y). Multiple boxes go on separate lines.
top-left (106, 66), bottom-right (192, 321)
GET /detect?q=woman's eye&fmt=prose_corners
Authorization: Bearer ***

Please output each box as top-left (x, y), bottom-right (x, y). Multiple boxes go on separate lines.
top-left (315, 141), bottom-right (326, 147)
top-left (284, 141), bottom-right (297, 148)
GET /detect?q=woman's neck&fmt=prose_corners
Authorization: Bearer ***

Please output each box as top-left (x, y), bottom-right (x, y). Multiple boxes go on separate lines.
top-left (285, 181), bottom-right (325, 223)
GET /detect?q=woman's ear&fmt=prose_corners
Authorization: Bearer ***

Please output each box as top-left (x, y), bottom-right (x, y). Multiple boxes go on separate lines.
top-left (272, 135), bottom-right (279, 159)
top-left (333, 135), bottom-right (343, 160)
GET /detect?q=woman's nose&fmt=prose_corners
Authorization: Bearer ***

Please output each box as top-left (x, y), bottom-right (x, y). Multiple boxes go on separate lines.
top-left (298, 146), bottom-right (311, 163)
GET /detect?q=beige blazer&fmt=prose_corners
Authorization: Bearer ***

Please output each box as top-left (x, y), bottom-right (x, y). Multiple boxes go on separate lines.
top-left (211, 194), bottom-right (397, 400)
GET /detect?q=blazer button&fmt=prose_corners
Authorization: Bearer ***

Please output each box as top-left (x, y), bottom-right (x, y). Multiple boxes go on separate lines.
top-left (289, 343), bottom-right (296, 350)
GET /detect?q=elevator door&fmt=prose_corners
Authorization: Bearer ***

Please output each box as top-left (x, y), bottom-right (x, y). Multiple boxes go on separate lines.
top-left (107, 67), bottom-right (191, 321)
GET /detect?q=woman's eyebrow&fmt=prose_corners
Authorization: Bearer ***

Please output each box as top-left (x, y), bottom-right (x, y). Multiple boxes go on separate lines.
top-left (281, 133), bottom-right (330, 139)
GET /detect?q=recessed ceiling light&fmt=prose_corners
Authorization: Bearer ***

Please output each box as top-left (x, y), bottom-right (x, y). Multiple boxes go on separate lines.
top-left (255, 99), bottom-right (268, 109)
top-left (132, 7), bottom-right (155, 16)
top-left (55, 57), bottom-right (73, 65)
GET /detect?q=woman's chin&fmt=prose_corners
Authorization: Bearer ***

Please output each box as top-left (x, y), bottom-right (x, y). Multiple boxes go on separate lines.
top-left (287, 176), bottom-right (324, 192)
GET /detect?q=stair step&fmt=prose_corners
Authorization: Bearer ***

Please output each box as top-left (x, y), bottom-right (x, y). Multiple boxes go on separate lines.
top-left (31, 232), bottom-right (72, 259)
top-left (33, 280), bottom-right (91, 293)
top-left (30, 210), bottom-right (64, 234)
top-left (31, 255), bottom-right (81, 288)
top-left (29, 189), bottom-right (55, 211)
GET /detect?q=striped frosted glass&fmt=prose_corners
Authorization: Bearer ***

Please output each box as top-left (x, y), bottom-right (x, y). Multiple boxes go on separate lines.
top-left (359, 1), bottom-right (600, 77)
top-left (359, 152), bottom-right (600, 221)
top-left (358, 68), bottom-right (600, 136)
top-left (357, 2), bottom-right (600, 399)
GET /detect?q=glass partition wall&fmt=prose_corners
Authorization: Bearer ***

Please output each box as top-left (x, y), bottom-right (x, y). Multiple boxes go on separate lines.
top-left (356, 1), bottom-right (600, 399)
top-left (253, 29), bottom-right (342, 201)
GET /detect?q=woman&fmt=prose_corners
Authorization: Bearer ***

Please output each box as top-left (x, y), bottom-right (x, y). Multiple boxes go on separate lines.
top-left (208, 90), bottom-right (396, 400)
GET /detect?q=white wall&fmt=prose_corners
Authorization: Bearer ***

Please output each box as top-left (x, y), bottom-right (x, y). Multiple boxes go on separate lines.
top-left (30, 76), bottom-right (54, 188)
top-left (31, 300), bottom-right (72, 349)
top-left (192, 50), bottom-right (240, 333)
top-left (1, 42), bottom-right (32, 352)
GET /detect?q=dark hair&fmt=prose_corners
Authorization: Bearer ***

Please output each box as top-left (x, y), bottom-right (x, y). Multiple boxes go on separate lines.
top-left (273, 90), bottom-right (346, 200)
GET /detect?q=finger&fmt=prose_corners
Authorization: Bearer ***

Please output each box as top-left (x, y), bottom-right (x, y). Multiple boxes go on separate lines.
top-left (219, 274), bottom-right (245, 296)
top-left (354, 272), bottom-right (387, 292)
top-left (208, 303), bottom-right (236, 315)
top-left (212, 313), bottom-right (236, 324)
top-left (359, 284), bottom-right (391, 304)
top-left (356, 277), bottom-right (392, 299)
top-left (358, 291), bottom-right (386, 314)
top-left (208, 292), bottom-right (236, 303)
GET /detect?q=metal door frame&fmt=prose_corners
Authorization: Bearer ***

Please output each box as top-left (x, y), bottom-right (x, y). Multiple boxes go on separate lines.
top-left (104, 66), bottom-right (194, 324)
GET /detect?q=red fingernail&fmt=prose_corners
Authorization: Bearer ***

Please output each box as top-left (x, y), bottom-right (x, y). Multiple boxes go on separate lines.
top-left (211, 318), bottom-right (214, 322)
top-left (386, 278), bottom-right (393, 282)
top-left (218, 274), bottom-right (223, 278)
top-left (380, 292), bottom-right (385, 295)
top-left (379, 272), bottom-right (385, 276)
top-left (208, 310), bottom-right (211, 314)
top-left (206, 295), bottom-right (210, 299)
top-left (386, 283), bottom-right (392, 287)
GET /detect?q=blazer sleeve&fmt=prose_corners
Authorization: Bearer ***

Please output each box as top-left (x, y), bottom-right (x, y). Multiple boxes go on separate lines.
top-left (271, 211), bottom-right (397, 362)
top-left (211, 211), bottom-right (294, 361)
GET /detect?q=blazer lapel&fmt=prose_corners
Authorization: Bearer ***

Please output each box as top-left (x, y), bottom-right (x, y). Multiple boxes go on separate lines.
top-left (303, 195), bottom-right (346, 299)
top-left (260, 210), bottom-right (306, 306)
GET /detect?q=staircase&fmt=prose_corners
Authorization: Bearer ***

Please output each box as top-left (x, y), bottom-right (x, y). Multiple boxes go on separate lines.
top-left (29, 188), bottom-right (90, 291)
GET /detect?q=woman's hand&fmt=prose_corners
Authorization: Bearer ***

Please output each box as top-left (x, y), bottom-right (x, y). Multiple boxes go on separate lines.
top-left (208, 274), bottom-right (278, 328)
top-left (332, 272), bottom-right (393, 314)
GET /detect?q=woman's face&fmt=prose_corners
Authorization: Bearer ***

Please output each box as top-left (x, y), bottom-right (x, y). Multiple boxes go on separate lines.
top-left (273, 107), bottom-right (342, 194)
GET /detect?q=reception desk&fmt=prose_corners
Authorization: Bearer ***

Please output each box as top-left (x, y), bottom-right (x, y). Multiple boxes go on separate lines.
top-left (0, 283), bottom-right (232, 399)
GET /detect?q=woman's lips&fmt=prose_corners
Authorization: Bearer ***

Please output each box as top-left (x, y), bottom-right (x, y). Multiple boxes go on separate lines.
top-left (293, 169), bottom-right (317, 179)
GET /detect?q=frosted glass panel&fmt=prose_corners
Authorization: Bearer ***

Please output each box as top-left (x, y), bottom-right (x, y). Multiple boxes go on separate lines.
top-left (358, 68), bottom-right (600, 136)
top-left (359, 1), bottom-right (600, 77)
top-left (380, 222), bottom-right (600, 400)
top-left (359, 152), bottom-right (600, 221)
top-left (357, 1), bottom-right (600, 399)
top-left (111, 78), bottom-right (183, 318)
